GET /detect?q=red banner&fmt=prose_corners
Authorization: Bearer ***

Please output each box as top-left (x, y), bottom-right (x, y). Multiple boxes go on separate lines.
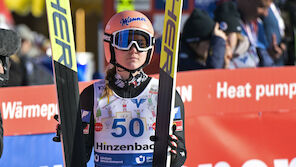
top-left (176, 67), bottom-right (296, 167)
top-left (1, 67), bottom-right (296, 166)
top-left (0, 81), bottom-right (93, 136)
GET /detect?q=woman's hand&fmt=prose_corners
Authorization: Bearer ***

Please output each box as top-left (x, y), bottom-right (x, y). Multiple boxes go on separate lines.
top-left (213, 23), bottom-right (227, 41)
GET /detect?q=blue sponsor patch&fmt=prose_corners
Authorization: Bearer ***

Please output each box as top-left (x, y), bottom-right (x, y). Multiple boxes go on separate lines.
top-left (174, 106), bottom-right (181, 120)
top-left (131, 98), bottom-right (146, 108)
top-left (81, 110), bottom-right (91, 123)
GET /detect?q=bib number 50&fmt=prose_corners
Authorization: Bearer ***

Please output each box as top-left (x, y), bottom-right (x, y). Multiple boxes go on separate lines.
top-left (111, 118), bottom-right (144, 137)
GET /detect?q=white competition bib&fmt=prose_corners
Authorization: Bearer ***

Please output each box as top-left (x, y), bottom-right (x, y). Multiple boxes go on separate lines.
top-left (93, 78), bottom-right (159, 166)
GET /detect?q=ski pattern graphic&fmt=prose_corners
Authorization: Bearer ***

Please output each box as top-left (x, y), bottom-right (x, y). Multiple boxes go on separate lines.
top-left (153, 0), bottom-right (183, 166)
top-left (46, 0), bottom-right (86, 166)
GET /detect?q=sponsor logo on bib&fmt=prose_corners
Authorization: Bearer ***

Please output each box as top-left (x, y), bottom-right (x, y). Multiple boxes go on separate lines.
top-left (95, 122), bottom-right (103, 132)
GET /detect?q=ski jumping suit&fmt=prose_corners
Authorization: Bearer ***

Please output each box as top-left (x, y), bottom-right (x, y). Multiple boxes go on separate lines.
top-left (80, 76), bottom-right (186, 167)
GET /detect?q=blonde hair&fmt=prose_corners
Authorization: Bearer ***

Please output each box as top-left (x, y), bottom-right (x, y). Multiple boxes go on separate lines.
top-left (237, 33), bottom-right (245, 42)
top-left (102, 64), bottom-right (116, 97)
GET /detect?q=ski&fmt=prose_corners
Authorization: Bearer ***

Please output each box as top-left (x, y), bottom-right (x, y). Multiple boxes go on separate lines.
top-left (46, 0), bottom-right (86, 166)
top-left (153, 0), bottom-right (183, 167)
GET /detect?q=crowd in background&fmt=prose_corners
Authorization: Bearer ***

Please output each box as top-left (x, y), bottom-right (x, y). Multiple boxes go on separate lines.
top-left (178, 0), bottom-right (296, 71)
top-left (2, 0), bottom-right (296, 87)
top-left (6, 24), bottom-right (53, 86)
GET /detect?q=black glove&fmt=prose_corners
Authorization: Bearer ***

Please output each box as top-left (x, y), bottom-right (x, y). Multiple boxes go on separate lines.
top-left (168, 124), bottom-right (181, 161)
top-left (52, 114), bottom-right (61, 142)
top-left (149, 124), bottom-right (185, 166)
top-left (52, 114), bottom-right (88, 142)
top-left (169, 124), bottom-right (187, 167)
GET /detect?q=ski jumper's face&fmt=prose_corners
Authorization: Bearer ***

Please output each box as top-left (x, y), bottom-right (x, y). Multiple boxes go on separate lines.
top-left (114, 45), bottom-right (148, 70)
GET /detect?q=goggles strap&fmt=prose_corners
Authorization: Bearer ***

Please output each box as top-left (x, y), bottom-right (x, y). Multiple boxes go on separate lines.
top-left (104, 33), bottom-right (112, 42)
top-left (109, 41), bottom-right (117, 65)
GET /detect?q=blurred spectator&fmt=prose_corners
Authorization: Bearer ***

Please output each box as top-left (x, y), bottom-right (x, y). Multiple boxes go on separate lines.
top-left (214, 1), bottom-right (252, 69)
top-left (178, 8), bottom-right (227, 71)
top-left (236, 0), bottom-right (276, 67)
top-left (263, 2), bottom-right (285, 45)
top-left (261, 2), bottom-right (288, 66)
top-left (6, 52), bottom-right (27, 86)
top-left (6, 24), bottom-right (53, 86)
top-left (0, 1), bottom-right (19, 158)
top-left (281, 0), bottom-right (296, 64)
top-left (0, 28), bottom-right (21, 158)
top-left (195, 0), bottom-right (219, 17)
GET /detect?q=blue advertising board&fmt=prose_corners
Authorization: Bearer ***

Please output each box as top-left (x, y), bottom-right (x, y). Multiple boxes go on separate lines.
top-left (0, 133), bottom-right (94, 167)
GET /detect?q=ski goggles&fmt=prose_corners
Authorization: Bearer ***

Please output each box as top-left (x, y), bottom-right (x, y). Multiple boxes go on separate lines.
top-left (105, 28), bottom-right (155, 52)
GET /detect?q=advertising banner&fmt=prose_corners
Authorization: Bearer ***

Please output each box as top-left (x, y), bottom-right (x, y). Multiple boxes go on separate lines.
top-left (177, 67), bottom-right (296, 167)
top-left (0, 67), bottom-right (296, 166)
top-left (0, 133), bottom-right (64, 167)
top-left (0, 81), bottom-right (94, 136)
top-left (0, 133), bottom-right (95, 167)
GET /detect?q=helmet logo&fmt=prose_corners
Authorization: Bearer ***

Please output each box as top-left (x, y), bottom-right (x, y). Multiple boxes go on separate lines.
top-left (120, 17), bottom-right (146, 26)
